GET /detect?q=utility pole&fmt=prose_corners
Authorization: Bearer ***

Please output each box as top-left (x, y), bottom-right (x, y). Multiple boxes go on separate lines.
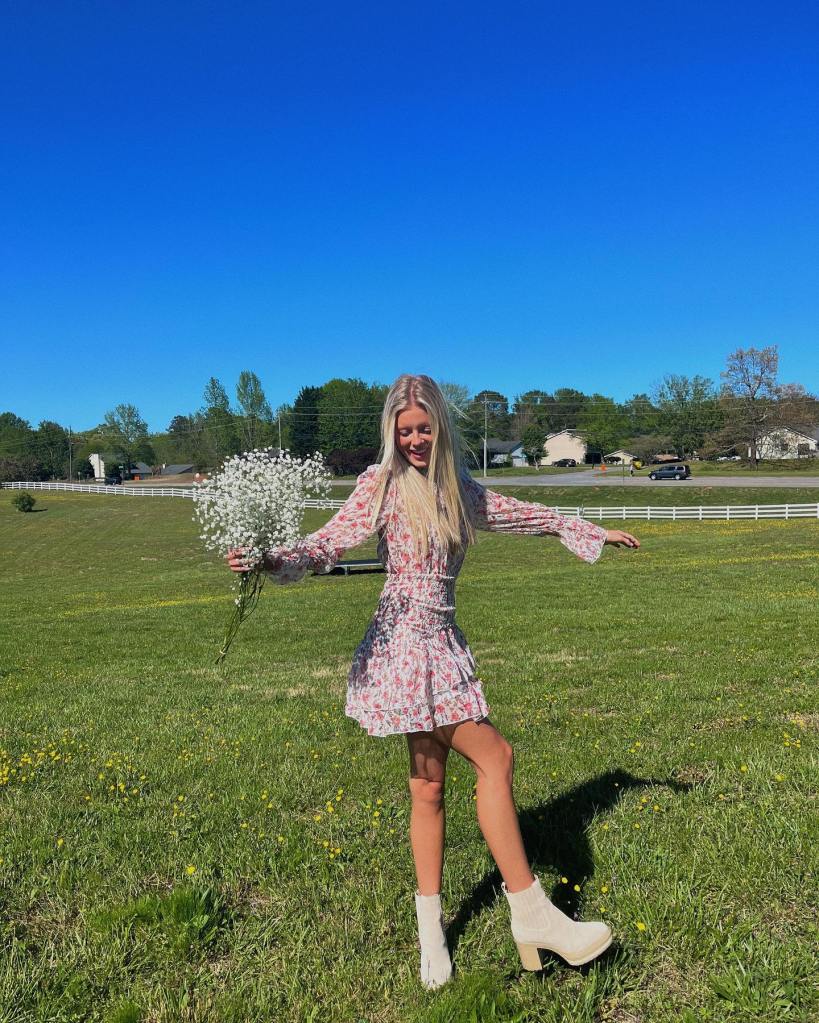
top-left (278, 411), bottom-right (282, 452)
top-left (68, 426), bottom-right (72, 481)
top-left (483, 396), bottom-right (488, 478)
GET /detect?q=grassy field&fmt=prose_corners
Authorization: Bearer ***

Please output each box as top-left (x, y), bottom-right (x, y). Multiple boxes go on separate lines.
top-left (1, 486), bottom-right (817, 1023)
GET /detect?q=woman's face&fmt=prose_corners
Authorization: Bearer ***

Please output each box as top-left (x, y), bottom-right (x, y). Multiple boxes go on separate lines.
top-left (396, 404), bottom-right (433, 471)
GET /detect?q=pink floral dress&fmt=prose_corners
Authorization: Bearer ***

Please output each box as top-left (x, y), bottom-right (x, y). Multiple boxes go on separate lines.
top-left (264, 464), bottom-right (608, 738)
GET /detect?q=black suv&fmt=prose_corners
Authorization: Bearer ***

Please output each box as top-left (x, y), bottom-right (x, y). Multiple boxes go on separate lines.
top-left (648, 464), bottom-right (691, 480)
top-left (552, 458), bottom-right (577, 467)
top-left (104, 475), bottom-right (122, 485)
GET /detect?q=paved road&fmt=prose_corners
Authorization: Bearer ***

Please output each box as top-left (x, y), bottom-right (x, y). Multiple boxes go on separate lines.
top-left (471, 471), bottom-right (819, 488)
top-left (331, 471), bottom-right (819, 488)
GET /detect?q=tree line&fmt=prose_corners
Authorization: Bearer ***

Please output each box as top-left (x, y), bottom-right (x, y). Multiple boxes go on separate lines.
top-left (1, 347), bottom-right (817, 482)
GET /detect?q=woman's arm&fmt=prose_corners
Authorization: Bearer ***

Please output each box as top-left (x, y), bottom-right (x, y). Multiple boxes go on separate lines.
top-left (260, 464), bottom-right (382, 584)
top-left (460, 472), bottom-right (626, 564)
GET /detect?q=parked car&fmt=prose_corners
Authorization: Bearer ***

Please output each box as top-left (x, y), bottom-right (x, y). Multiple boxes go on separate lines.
top-left (104, 475), bottom-right (122, 485)
top-left (648, 464), bottom-right (691, 480)
top-left (552, 458), bottom-right (577, 467)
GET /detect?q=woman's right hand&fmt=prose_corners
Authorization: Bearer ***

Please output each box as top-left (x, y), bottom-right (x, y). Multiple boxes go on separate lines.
top-left (226, 547), bottom-right (255, 573)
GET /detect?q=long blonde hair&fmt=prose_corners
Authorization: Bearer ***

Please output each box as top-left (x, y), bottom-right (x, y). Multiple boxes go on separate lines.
top-left (366, 374), bottom-right (478, 559)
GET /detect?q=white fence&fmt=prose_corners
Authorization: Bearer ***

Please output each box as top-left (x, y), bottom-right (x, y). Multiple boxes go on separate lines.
top-left (4, 481), bottom-right (818, 520)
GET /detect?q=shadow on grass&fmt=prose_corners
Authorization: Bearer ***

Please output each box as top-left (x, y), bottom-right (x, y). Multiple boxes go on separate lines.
top-left (446, 768), bottom-right (694, 981)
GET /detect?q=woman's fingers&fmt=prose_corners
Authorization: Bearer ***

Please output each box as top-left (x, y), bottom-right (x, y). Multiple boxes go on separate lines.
top-left (606, 530), bottom-right (641, 548)
top-left (225, 547), bottom-right (254, 571)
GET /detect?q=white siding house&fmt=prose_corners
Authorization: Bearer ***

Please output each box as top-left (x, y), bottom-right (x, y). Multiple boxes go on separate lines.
top-left (541, 430), bottom-right (587, 465)
top-left (752, 427), bottom-right (819, 459)
top-left (604, 449), bottom-right (638, 465)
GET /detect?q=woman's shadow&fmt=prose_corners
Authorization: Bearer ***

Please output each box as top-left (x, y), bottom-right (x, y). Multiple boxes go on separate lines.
top-left (446, 768), bottom-right (694, 977)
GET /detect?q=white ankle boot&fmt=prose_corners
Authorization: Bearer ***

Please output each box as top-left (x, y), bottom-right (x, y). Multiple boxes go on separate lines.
top-left (502, 874), bottom-right (612, 969)
top-left (414, 890), bottom-right (453, 989)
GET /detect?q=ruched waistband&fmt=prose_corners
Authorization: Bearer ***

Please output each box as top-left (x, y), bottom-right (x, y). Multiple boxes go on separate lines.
top-left (378, 571), bottom-right (457, 635)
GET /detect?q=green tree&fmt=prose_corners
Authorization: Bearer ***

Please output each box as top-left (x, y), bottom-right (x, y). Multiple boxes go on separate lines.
top-left (33, 420), bottom-right (69, 479)
top-left (462, 390), bottom-right (511, 467)
top-left (512, 390), bottom-right (552, 437)
top-left (654, 375), bottom-right (721, 458)
top-left (101, 404), bottom-right (154, 473)
top-left (235, 370), bottom-right (273, 450)
top-left (522, 423), bottom-right (547, 466)
top-left (546, 389), bottom-right (588, 433)
top-left (578, 395), bottom-right (628, 457)
top-left (200, 378), bottom-right (240, 468)
top-left (0, 412), bottom-right (36, 461)
top-left (622, 393), bottom-right (658, 436)
top-left (291, 385), bottom-right (323, 458)
top-left (316, 378), bottom-right (381, 453)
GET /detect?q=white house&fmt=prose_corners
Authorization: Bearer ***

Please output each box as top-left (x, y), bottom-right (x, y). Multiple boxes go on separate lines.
top-left (486, 439), bottom-right (528, 467)
top-left (604, 449), bottom-right (638, 465)
top-left (541, 430), bottom-right (588, 465)
top-left (751, 426), bottom-right (819, 460)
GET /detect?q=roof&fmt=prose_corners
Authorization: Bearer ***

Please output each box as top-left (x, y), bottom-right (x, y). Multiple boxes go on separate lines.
top-left (759, 425), bottom-right (819, 443)
top-left (160, 464), bottom-right (195, 475)
top-left (545, 429), bottom-right (586, 440)
top-left (486, 438), bottom-right (523, 453)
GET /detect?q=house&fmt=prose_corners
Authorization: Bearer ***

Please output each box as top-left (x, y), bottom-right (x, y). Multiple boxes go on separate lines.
top-left (89, 454), bottom-right (159, 481)
top-left (159, 463), bottom-right (195, 476)
top-left (541, 430), bottom-right (588, 465)
top-left (604, 449), bottom-right (638, 465)
top-left (486, 439), bottom-right (528, 467)
top-left (751, 426), bottom-right (818, 460)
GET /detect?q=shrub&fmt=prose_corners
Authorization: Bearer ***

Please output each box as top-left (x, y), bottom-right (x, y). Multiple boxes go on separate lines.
top-left (11, 492), bottom-right (36, 512)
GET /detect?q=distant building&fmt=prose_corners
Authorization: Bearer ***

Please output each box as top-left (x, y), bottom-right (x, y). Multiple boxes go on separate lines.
top-left (604, 449), bottom-right (638, 465)
top-left (485, 438), bottom-right (528, 467)
top-left (751, 426), bottom-right (818, 460)
top-left (542, 430), bottom-right (588, 465)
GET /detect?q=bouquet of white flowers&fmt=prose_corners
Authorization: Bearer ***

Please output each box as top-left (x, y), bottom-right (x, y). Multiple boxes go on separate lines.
top-left (192, 448), bottom-right (334, 664)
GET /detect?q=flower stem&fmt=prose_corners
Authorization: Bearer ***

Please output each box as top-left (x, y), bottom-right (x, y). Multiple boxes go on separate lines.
top-left (216, 569), bottom-right (266, 666)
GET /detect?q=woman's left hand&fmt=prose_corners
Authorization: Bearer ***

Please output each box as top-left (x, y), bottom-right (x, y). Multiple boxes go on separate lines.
top-left (604, 529), bottom-right (640, 548)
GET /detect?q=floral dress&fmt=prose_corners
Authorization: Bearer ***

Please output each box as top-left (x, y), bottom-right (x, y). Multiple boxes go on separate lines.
top-left (264, 464), bottom-right (608, 738)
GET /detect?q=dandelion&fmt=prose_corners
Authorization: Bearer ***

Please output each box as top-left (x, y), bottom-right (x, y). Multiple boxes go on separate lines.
top-left (636, 921), bottom-right (646, 931)
top-left (186, 864), bottom-right (197, 875)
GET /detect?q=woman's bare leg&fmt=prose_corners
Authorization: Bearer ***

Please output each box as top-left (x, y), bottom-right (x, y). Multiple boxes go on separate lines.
top-left (406, 730), bottom-right (450, 895)
top-left (434, 717), bottom-right (535, 894)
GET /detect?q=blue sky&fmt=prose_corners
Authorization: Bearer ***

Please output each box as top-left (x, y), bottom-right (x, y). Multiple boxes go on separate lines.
top-left (2, 1), bottom-right (818, 433)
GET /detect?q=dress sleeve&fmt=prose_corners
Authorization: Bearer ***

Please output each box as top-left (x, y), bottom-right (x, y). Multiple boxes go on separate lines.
top-left (263, 464), bottom-right (381, 584)
top-left (461, 472), bottom-right (608, 564)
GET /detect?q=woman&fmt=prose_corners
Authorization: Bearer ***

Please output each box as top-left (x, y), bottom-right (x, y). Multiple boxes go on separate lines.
top-left (227, 373), bottom-right (639, 989)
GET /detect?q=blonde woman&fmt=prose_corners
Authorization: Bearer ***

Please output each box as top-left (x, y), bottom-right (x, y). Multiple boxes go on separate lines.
top-left (227, 373), bottom-right (639, 989)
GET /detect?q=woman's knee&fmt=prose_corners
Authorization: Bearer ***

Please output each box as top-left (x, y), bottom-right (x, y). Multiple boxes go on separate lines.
top-left (408, 776), bottom-right (445, 809)
top-left (477, 738), bottom-right (514, 785)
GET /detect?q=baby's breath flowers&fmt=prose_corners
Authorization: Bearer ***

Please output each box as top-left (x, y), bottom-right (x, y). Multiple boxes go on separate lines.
top-left (192, 448), bottom-right (333, 664)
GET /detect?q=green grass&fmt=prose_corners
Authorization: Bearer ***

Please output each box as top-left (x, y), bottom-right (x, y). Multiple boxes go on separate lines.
top-left (476, 484), bottom-right (819, 509)
top-left (1, 489), bottom-right (817, 1022)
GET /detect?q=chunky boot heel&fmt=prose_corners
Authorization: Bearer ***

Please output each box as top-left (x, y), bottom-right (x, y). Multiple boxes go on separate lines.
top-left (503, 874), bottom-right (612, 969)
top-left (515, 941), bottom-right (543, 971)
